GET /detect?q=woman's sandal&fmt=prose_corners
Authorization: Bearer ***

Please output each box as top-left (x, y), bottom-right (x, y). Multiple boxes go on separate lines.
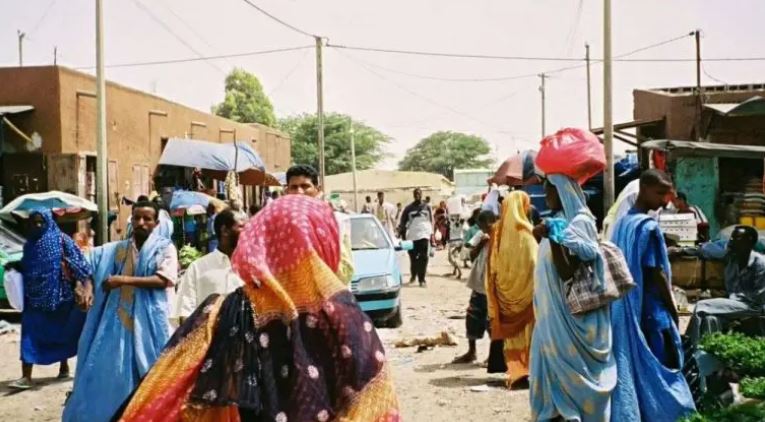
top-left (8, 378), bottom-right (34, 390)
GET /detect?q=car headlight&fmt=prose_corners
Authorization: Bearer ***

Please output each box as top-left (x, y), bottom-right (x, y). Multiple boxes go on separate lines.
top-left (356, 275), bottom-right (397, 292)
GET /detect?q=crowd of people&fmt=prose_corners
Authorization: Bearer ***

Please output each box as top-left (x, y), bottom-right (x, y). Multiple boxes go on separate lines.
top-left (7, 160), bottom-right (765, 421)
top-left (448, 168), bottom-right (765, 421)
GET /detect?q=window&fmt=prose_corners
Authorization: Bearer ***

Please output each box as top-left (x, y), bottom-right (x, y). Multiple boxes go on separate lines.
top-left (350, 218), bottom-right (390, 250)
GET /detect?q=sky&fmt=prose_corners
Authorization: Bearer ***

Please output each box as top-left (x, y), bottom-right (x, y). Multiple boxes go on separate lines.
top-left (2, 0), bottom-right (764, 169)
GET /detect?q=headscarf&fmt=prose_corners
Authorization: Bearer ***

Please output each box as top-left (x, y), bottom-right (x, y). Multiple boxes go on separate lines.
top-left (485, 190), bottom-right (538, 384)
top-left (21, 208), bottom-right (92, 311)
top-left (603, 178), bottom-right (640, 239)
top-left (118, 195), bottom-right (399, 422)
top-left (547, 174), bottom-right (606, 289)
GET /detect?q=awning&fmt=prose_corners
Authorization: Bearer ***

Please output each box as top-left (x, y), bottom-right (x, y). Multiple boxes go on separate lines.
top-left (159, 138), bottom-right (280, 186)
top-left (704, 96), bottom-right (765, 117)
top-left (641, 139), bottom-right (765, 159)
top-left (159, 138), bottom-right (265, 172)
top-left (0, 105), bottom-right (34, 116)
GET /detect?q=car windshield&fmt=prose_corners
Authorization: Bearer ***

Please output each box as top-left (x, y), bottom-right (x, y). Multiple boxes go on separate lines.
top-left (350, 218), bottom-right (389, 250)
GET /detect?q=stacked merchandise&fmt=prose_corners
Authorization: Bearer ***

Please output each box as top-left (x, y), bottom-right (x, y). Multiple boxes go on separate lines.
top-left (737, 177), bottom-right (765, 229)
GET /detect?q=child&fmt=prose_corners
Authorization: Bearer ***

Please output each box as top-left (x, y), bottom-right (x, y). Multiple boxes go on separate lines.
top-left (453, 210), bottom-right (497, 364)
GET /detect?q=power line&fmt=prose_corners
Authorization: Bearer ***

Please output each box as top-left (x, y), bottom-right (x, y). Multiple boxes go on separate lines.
top-left (240, 0), bottom-right (317, 38)
top-left (702, 63), bottom-right (729, 85)
top-left (74, 45), bottom-right (314, 70)
top-left (27, 0), bottom-right (58, 36)
top-left (614, 32), bottom-right (694, 58)
top-left (327, 32), bottom-right (692, 83)
top-left (329, 43), bottom-right (584, 62)
top-left (327, 41), bottom-right (765, 63)
top-left (155, 0), bottom-right (233, 66)
top-left (267, 48), bottom-right (311, 96)
top-left (333, 49), bottom-right (511, 132)
top-left (130, 0), bottom-right (225, 74)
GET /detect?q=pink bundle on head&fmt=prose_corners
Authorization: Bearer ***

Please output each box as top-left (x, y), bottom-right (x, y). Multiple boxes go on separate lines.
top-left (535, 128), bottom-right (606, 185)
top-left (232, 195), bottom-right (340, 287)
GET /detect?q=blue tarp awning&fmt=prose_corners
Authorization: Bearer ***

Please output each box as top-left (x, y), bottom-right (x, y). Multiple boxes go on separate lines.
top-left (159, 138), bottom-right (265, 172)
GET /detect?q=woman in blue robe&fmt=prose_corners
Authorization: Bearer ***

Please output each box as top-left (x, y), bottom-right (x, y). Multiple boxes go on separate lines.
top-left (609, 170), bottom-right (695, 421)
top-left (529, 174), bottom-right (616, 421)
top-left (10, 209), bottom-right (92, 390)
top-left (63, 203), bottom-right (175, 422)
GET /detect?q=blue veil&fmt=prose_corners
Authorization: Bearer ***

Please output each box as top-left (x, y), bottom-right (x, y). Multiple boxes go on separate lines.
top-left (529, 174), bottom-right (616, 422)
top-left (609, 209), bottom-right (695, 421)
top-left (22, 208), bottom-right (92, 311)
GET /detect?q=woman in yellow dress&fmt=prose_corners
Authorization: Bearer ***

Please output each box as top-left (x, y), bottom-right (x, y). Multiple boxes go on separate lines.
top-left (485, 190), bottom-right (538, 387)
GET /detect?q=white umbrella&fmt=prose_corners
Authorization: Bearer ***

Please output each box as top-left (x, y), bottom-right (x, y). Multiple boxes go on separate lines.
top-left (0, 191), bottom-right (98, 222)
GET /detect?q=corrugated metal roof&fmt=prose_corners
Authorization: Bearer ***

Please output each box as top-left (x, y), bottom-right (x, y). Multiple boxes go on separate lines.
top-left (641, 139), bottom-right (765, 159)
top-left (704, 96), bottom-right (765, 116)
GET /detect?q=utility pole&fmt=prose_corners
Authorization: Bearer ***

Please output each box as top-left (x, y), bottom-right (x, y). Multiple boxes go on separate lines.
top-left (350, 120), bottom-right (359, 213)
top-left (315, 36), bottom-right (326, 190)
top-left (95, 0), bottom-right (109, 244)
top-left (603, 0), bottom-right (615, 210)
top-left (53, 46), bottom-right (58, 66)
top-left (539, 73), bottom-right (546, 138)
top-left (17, 31), bottom-right (25, 67)
top-left (695, 29), bottom-right (702, 140)
top-left (585, 43), bottom-right (592, 130)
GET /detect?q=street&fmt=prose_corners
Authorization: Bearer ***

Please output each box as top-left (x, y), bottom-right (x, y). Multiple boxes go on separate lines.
top-left (0, 250), bottom-right (532, 421)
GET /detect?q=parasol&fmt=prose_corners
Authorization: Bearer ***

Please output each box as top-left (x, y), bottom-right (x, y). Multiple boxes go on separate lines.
top-left (0, 191), bottom-right (98, 222)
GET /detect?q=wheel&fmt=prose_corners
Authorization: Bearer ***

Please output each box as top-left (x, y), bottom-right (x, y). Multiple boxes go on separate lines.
top-left (386, 306), bottom-right (403, 328)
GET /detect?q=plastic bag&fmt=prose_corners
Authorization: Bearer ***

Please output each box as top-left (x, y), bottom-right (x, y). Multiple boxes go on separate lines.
top-left (535, 128), bottom-right (605, 184)
top-left (4, 269), bottom-right (23, 311)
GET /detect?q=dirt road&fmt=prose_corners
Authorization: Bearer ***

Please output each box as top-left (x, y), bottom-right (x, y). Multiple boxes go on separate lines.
top-left (0, 251), bottom-right (531, 421)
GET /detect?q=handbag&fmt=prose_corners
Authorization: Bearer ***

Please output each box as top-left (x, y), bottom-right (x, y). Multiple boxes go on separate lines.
top-left (564, 241), bottom-right (636, 315)
top-left (3, 268), bottom-right (23, 311)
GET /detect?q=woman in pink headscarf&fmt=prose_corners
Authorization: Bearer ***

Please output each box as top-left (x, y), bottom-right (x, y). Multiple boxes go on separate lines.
top-left (116, 195), bottom-right (399, 422)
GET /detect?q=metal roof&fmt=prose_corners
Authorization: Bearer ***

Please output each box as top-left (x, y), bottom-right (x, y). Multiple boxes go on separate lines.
top-left (0, 105), bottom-right (34, 116)
top-left (704, 96), bottom-right (765, 117)
top-left (641, 139), bottom-right (765, 159)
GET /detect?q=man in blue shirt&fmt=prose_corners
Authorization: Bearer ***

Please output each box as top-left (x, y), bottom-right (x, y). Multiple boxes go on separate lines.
top-left (688, 225), bottom-right (765, 344)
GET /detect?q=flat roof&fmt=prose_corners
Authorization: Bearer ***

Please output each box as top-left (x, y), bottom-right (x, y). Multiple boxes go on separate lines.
top-left (639, 83), bottom-right (765, 97)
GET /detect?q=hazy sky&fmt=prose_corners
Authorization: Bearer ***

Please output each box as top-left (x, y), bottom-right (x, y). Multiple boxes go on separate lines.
top-left (2, 0), bottom-right (764, 168)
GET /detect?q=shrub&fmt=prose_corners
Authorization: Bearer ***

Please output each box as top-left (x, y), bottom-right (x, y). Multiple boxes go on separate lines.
top-left (678, 403), bottom-right (765, 422)
top-left (700, 333), bottom-right (765, 377)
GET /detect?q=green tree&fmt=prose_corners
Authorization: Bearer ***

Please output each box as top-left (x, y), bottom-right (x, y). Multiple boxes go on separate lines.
top-left (278, 113), bottom-right (389, 175)
top-left (398, 131), bottom-right (493, 179)
top-left (213, 68), bottom-right (276, 126)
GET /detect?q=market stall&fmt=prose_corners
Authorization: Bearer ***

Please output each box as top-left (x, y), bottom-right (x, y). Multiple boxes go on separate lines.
top-left (157, 138), bottom-right (280, 208)
top-left (641, 140), bottom-right (765, 293)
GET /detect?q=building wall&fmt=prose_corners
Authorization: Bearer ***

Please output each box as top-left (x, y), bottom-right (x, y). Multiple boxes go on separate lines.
top-left (634, 85), bottom-right (765, 142)
top-left (0, 66), bottom-right (291, 238)
top-left (0, 66), bottom-right (62, 153)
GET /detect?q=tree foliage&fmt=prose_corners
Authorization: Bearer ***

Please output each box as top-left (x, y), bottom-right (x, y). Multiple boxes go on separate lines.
top-left (213, 68), bottom-right (276, 127)
top-left (398, 131), bottom-right (493, 179)
top-left (278, 113), bottom-right (389, 175)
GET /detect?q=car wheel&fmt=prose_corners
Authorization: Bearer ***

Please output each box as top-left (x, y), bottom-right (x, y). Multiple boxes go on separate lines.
top-left (386, 306), bottom-right (403, 328)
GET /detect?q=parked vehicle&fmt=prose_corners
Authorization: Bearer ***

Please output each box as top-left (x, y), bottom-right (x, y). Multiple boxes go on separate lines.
top-left (348, 214), bottom-right (412, 328)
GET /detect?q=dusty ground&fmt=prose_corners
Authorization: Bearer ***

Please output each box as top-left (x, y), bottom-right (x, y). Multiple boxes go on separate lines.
top-left (0, 251), bottom-right (531, 421)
